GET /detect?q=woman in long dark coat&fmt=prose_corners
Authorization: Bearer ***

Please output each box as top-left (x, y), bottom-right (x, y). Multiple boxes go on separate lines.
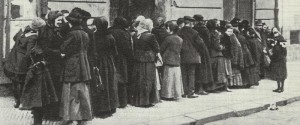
top-left (246, 28), bottom-right (263, 85)
top-left (15, 17), bottom-right (58, 125)
top-left (20, 42), bottom-right (58, 125)
top-left (131, 18), bottom-right (160, 107)
top-left (4, 25), bottom-right (37, 108)
top-left (38, 10), bottom-right (64, 120)
top-left (269, 27), bottom-right (287, 93)
top-left (91, 17), bottom-right (119, 117)
top-left (206, 19), bottom-right (227, 91)
top-left (110, 17), bottom-right (132, 108)
top-left (59, 11), bottom-right (92, 125)
top-left (234, 28), bottom-right (257, 87)
top-left (229, 32), bottom-right (244, 87)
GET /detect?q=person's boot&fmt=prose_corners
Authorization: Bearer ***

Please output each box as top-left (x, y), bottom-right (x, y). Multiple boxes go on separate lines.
top-left (279, 81), bottom-right (285, 93)
top-left (195, 86), bottom-right (208, 95)
top-left (14, 99), bottom-right (20, 108)
top-left (32, 109), bottom-right (43, 125)
top-left (13, 82), bottom-right (21, 108)
top-left (273, 81), bottom-right (281, 92)
top-left (77, 120), bottom-right (88, 125)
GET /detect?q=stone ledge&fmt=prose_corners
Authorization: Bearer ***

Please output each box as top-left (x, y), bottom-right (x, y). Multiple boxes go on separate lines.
top-left (184, 107), bottom-right (235, 125)
top-left (153, 95), bottom-right (300, 125)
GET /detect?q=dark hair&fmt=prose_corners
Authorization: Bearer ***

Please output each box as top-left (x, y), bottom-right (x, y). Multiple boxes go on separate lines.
top-left (113, 17), bottom-right (128, 29)
top-left (230, 17), bottom-right (240, 27)
top-left (206, 19), bottom-right (217, 30)
top-left (79, 9), bottom-right (91, 22)
top-left (248, 27), bottom-right (258, 37)
top-left (165, 21), bottom-right (178, 34)
top-left (66, 11), bottom-right (82, 26)
top-left (176, 18), bottom-right (184, 26)
top-left (155, 17), bottom-right (165, 27)
top-left (71, 7), bottom-right (82, 13)
top-left (93, 16), bottom-right (109, 35)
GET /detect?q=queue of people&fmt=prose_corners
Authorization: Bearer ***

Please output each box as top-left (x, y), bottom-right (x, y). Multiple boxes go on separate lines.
top-left (3, 7), bottom-right (287, 125)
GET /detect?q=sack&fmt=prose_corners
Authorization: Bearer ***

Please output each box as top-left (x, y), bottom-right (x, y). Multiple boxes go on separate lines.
top-left (263, 54), bottom-right (271, 67)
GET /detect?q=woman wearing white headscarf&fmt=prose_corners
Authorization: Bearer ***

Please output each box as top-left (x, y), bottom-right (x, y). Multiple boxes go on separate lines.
top-left (130, 19), bottom-right (160, 107)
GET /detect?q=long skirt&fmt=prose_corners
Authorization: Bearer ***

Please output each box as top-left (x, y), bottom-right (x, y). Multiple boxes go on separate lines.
top-left (91, 56), bottom-right (119, 114)
top-left (228, 68), bottom-right (243, 87)
top-left (20, 68), bottom-right (58, 110)
top-left (208, 57), bottom-right (227, 90)
top-left (115, 57), bottom-right (129, 108)
top-left (60, 82), bottom-right (92, 121)
top-left (44, 62), bottom-right (63, 118)
top-left (269, 61), bottom-right (287, 81)
top-left (241, 66), bottom-right (260, 86)
top-left (130, 62), bottom-right (159, 106)
top-left (224, 58), bottom-right (233, 83)
top-left (161, 65), bottom-right (184, 99)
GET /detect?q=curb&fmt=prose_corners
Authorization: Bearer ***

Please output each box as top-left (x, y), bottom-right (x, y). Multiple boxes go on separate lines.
top-left (193, 95), bottom-right (300, 125)
top-left (142, 95), bottom-right (300, 125)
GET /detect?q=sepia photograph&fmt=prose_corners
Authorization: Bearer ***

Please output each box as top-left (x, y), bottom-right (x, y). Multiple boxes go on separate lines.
top-left (0, 0), bottom-right (299, 125)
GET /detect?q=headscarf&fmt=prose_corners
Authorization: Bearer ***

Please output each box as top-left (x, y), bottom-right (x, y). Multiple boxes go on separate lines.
top-left (136, 18), bottom-right (153, 39)
top-left (30, 17), bottom-right (46, 30)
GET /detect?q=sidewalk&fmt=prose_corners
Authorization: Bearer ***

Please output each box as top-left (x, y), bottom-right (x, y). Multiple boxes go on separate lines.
top-left (1, 61), bottom-right (300, 125)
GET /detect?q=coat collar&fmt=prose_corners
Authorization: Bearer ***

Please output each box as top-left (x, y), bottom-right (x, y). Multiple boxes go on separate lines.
top-left (195, 23), bottom-right (206, 28)
top-left (70, 25), bottom-right (83, 31)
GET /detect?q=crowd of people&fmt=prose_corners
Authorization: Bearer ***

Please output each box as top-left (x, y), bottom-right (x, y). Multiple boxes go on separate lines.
top-left (3, 7), bottom-right (287, 125)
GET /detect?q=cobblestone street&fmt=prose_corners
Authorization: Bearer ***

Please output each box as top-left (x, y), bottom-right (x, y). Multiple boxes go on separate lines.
top-left (0, 61), bottom-right (299, 125)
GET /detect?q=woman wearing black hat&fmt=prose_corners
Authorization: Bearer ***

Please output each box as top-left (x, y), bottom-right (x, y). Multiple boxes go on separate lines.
top-left (246, 27), bottom-right (263, 86)
top-left (59, 11), bottom-right (92, 125)
top-left (90, 16), bottom-right (119, 117)
top-left (268, 27), bottom-right (287, 93)
top-left (37, 10), bottom-right (65, 120)
top-left (110, 17), bottom-right (132, 108)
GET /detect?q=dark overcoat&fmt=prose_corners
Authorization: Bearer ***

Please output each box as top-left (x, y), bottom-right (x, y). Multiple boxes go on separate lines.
top-left (152, 26), bottom-right (169, 45)
top-left (193, 23), bottom-right (211, 49)
top-left (91, 32), bottom-right (120, 113)
top-left (60, 26), bottom-right (91, 83)
top-left (4, 26), bottom-right (36, 77)
top-left (269, 35), bottom-right (287, 81)
top-left (110, 27), bottom-right (133, 83)
top-left (177, 26), bottom-right (202, 64)
top-left (160, 35), bottom-right (183, 66)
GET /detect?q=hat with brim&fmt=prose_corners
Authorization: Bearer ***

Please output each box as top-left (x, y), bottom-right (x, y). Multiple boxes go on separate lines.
top-left (193, 14), bottom-right (204, 21)
top-left (66, 11), bottom-right (82, 24)
top-left (184, 16), bottom-right (195, 22)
